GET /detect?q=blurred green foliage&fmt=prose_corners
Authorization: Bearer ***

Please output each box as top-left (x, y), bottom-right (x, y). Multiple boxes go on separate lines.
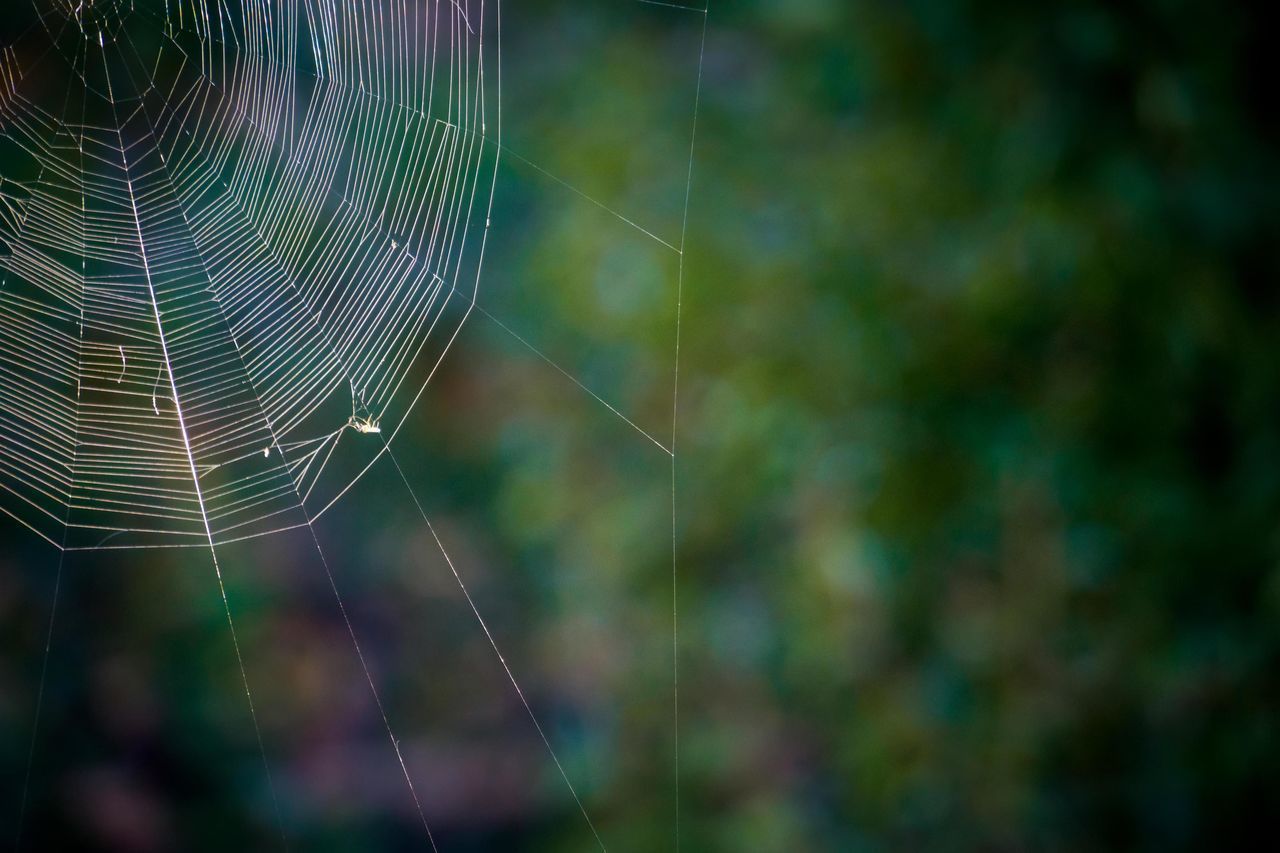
top-left (665, 1), bottom-right (1280, 849)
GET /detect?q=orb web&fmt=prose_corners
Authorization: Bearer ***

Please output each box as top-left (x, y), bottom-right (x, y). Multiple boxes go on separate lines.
top-left (0, 0), bottom-right (496, 550)
top-left (6, 0), bottom-right (714, 847)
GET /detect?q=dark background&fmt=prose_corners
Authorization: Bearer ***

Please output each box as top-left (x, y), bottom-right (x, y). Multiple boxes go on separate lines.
top-left (4, 0), bottom-right (1280, 850)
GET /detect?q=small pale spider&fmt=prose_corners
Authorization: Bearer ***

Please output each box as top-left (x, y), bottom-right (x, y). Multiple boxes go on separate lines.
top-left (348, 414), bottom-right (382, 434)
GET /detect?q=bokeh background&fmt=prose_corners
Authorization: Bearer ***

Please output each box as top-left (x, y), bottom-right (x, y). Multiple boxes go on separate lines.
top-left (4, 0), bottom-right (1280, 850)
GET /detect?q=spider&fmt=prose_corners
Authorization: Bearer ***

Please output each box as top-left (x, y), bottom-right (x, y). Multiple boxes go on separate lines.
top-left (348, 413), bottom-right (382, 434)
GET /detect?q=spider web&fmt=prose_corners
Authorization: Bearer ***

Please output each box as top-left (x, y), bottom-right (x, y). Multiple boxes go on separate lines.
top-left (3, 0), bottom-right (709, 847)
top-left (0, 0), bottom-right (493, 550)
